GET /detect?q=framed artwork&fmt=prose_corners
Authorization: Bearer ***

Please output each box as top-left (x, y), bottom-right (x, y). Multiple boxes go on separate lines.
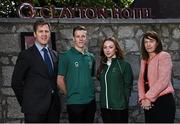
top-left (21, 32), bottom-right (56, 51)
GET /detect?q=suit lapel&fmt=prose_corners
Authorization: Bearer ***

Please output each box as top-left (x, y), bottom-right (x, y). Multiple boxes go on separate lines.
top-left (31, 45), bottom-right (58, 77)
top-left (31, 45), bottom-right (50, 76)
top-left (48, 48), bottom-right (58, 75)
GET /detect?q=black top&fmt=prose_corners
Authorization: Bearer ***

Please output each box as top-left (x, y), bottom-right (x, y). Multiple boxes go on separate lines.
top-left (144, 63), bottom-right (149, 93)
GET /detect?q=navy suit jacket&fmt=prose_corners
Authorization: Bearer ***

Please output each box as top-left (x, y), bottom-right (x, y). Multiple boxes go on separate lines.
top-left (11, 45), bottom-right (60, 114)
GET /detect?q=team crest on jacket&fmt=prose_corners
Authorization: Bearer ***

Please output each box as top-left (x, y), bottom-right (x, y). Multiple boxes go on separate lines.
top-left (112, 67), bottom-right (119, 72)
top-left (74, 61), bottom-right (79, 67)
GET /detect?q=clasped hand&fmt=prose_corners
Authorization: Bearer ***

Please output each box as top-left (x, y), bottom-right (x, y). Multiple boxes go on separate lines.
top-left (141, 98), bottom-right (153, 110)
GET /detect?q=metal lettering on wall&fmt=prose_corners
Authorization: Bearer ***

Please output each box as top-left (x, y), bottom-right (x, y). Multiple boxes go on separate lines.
top-left (18, 3), bottom-right (152, 19)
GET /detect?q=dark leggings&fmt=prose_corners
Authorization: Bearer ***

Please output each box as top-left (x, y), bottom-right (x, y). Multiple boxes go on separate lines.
top-left (101, 108), bottom-right (128, 123)
top-left (145, 93), bottom-right (176, 123)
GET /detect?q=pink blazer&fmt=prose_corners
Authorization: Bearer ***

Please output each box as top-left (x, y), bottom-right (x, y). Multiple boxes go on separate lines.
top-left (138, 51), bottom-right (174, 102)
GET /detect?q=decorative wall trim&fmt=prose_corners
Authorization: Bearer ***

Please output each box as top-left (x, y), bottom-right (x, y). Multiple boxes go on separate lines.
top-left (1, 18), bottom-right (180, 24)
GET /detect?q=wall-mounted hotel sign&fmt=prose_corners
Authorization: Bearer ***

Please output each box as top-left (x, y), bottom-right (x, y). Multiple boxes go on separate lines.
top-left (18, 3), bottom-right (152, 19)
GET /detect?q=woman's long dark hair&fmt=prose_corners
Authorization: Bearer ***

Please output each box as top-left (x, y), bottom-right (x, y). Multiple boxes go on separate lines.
top-left (141, 31), bottom-right (163, 60)
top-left (96, 37), bottom-right (124, 80)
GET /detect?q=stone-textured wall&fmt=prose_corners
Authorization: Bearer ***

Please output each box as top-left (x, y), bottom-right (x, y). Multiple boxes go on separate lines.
top-left (0, 18), bottom-right (180, 123)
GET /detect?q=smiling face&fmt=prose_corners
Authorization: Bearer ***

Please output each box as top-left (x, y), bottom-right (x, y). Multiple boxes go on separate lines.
top-left (144, 37), bottom-right (158, 54)
top-left (73, 30), bottom-right (87, 50)
top-left (34, 24), bottom-right (50, 47)
top-left (103, 40), bottom-right (117, 59)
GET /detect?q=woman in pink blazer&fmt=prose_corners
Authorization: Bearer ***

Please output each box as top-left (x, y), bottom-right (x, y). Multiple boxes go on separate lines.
top-left (138, 31), bottom-right (176, 122)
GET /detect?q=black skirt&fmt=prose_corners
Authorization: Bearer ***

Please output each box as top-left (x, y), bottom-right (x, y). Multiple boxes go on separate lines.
top-left (144, 93), bottom-right (176, 123)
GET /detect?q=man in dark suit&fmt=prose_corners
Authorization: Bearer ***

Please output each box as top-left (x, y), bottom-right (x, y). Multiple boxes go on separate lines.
top-left (11, 19), bottom-right (61, 122)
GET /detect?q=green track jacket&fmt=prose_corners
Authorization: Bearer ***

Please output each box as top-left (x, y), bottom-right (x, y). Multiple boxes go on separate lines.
top-left (99, 58), bottom-right (133, 110)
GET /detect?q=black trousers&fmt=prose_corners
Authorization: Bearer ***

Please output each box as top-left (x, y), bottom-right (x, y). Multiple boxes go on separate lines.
top-left (24, 93), bottom-right (61, 123)
top-left (67, 99), bottom-right (96, 123)
top-left (101, 108), bottom-right (128, 123)
top-left (144, 93), bottom-right (176, 123)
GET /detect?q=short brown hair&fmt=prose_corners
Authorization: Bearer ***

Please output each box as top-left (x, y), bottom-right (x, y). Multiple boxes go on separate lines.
top-left (33, 19), bottom-right (51, 32)
top-left (73, 25), bottom-right (87, 36)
